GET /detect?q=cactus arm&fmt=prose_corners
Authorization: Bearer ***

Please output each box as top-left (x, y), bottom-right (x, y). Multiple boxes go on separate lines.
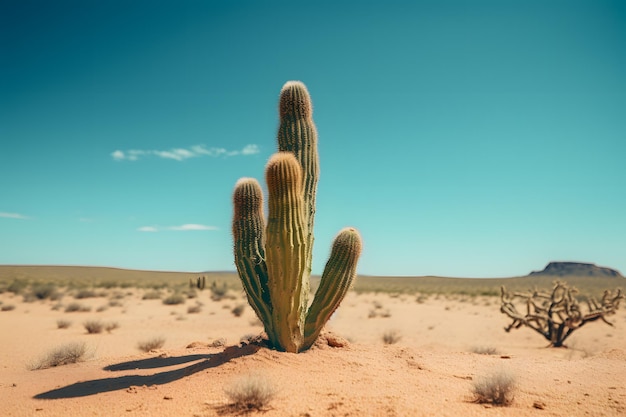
top-left (303, 227), bottom-right (362, 350)
top-left (277, 81), bottom-right (319, 277)
top-left (265, 152), bottom-right (310, 352)
top-left (232, 178), bottom-right (275, 343)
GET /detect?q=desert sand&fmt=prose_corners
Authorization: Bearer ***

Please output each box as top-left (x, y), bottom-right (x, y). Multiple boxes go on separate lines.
top-left (1, 274), bottom-right (625, 417)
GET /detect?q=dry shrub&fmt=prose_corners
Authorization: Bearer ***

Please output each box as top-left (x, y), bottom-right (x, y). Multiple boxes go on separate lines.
top-left (1, 304), bottom-right (16, 311)
top-left (472, 368), bottom-right (516, 406)
top-left (74, 289), bottom-right (98, 299)
top-left (137, 336), bottom-right (166, 352)
top-left (231, 304), bottom-right (246, 317)
top-left (105, 321), bottom-right (119, 333)
top-left (162, 293), bottom-right (186, 305)
top-left (187, 304), bottom-right (202, 314)
top-left (65, 302), bottom-right (91, 313)
top-left (470, 346), bottom-right (499, 355)
top-left (83, 320), bottom-right (104, 334)
top-left (30, 342), bottom-right (87, 370)
top-left (224, 373), bottom-right (276, 411)
top-left (142, 290), bottom-right (162, 300)
top-left (382, 330), bottom-right (402, 345)
top-left (56, 319), bottom-right (72, 329)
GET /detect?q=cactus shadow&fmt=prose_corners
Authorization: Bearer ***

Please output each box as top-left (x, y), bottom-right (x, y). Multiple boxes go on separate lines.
top-left (33, 344), bottom-right (260, 400)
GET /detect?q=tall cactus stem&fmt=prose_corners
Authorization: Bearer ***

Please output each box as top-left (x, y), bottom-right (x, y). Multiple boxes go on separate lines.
top-left (265, 152), bottom-right (309, 352)
top-left (232, 178), bottom-right (274, 344)
top-left (277, 81), bottom-right (319, 277)
top-left (303, 228), bottom-right (362, 350)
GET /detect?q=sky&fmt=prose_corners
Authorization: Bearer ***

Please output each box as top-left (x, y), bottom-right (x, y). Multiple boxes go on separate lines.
top-left (1, 0), bottom-right (625, 278)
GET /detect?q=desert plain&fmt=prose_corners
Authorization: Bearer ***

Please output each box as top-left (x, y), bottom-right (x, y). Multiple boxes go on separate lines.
top-left (0, 265), bottom-right (625, 417)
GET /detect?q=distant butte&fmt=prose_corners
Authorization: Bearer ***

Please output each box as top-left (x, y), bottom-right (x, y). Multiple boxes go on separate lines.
top-left (529, 261), bottom-right (623, 278)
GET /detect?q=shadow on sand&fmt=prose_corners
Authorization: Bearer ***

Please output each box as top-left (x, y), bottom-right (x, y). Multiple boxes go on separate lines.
top-left (34, 344), bottom-right (260, 399)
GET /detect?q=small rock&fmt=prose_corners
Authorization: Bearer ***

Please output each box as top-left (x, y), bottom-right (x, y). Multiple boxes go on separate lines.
top-left (533, 401), bottom-right (546, 410)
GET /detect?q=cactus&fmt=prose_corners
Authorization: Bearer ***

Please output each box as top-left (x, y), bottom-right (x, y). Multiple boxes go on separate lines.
top-left (232, 81), bottom-right (362, 352)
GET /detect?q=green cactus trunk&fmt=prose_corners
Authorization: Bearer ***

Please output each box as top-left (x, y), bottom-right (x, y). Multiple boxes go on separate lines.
top-left (232, 81), bottom-right (362, 353)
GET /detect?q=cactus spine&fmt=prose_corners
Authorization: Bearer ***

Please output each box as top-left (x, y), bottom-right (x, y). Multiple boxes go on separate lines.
top-left (232, 81), bottom-right (361, 353)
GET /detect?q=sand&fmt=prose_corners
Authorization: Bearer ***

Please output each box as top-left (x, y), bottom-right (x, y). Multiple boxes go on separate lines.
top-left (1, 288), bottom-right (625, 416)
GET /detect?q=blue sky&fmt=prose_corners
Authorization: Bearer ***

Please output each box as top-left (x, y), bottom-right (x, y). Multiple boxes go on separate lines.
top-left (1, 0), bottom-right (625, 278)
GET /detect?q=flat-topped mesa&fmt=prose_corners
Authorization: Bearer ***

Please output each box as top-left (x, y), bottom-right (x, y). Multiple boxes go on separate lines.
top-left (530, 262), bottom-right (623, 278)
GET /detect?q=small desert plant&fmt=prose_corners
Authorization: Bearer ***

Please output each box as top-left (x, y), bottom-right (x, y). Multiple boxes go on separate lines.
top-left (56, 319), bottom-right (72, 329)
top-left (105, 321), bottom-right (119, 333)
top-left (96, 305), bottom-right (109, 312)
top-left (65, 302), bottom-right (91, 312)
top-left (162, 293), bottom-right (186, 305)
top-left (142, 290), bottom-right (162, 300)
top-left (224, 373), bottom-right (277, 411)
top-left (209, 281), bottom-right (229, 301)
top-left (137, 336), bottom-right (166, 352)
top-left (470, 346), bottom-right (499, 355)
top-left (382, 329), bottom-right (402, 344)
top-left (30, 342), bottom-right (87, 370)
top-left (74, 289), bottom-right (98, 299)
top-left (231, 303), bottom-right (246, 317)
top-left (187, 304), bottom-right (202, 314)
top-left (83, 320), bottom-right (104, 334)
top-left (472, 368), bottom-right (516, 406)
top-left (1, 304), bottom-right (16, 311)
top-left (108, 299), bottom-right (123, 307)
top-left (31, 283), bottom-right (58, 300)
top-left (7, 279), bottom-right (28, 294)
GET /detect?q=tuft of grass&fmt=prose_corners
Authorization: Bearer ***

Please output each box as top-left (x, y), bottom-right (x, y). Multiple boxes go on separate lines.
top-left (30, 342), bottom-right (87, 370)
top-left (224, 373), bottom-right (277, 411)
top-left (470, 346), bottom-right (500, 355)
top-left (65, 302), bottom-right (91, 313)
top-left (83, 320), bottom-right (104, 334)
top-left (142, 290), bottom-right (162, 300)
top-left (137, 336), bottom-right (166, 352)
top-left (74, 289), bottom-right (98, 299)
top-left (56, 319), bottom-right (72, 329)
top-left (105, 321), bottom-right (119, 333)
top-left (382, 330), bottom-right (402, 345)
top-left (162, 293), bottom-right (186, 305)
top-left (231, 304), bottom-right (246, 317)
top-left (31, 283), bottom-right (58, 300)
top-left (187, 304), bottom-right (202, 314)
top-left (472, 369), bottom-right (516, 406)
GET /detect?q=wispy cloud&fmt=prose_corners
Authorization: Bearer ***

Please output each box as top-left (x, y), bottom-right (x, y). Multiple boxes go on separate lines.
top-left (112, 144), bottom-right (260, 161)
top-left (137, 224), bottom-right (218, 232)
top-left (0, 212), bottom-right (29, 220)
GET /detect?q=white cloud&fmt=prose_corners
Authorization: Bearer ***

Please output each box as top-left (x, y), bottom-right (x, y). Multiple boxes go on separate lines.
top-left (137, 224), bottom-right (218, 232)
top-left (111, 145), bottom-right (259, 161)
top-left (168, 224), bottom-right (218, 231)
top-left (0, 212), bottom-right (29, 220)
top-left (241, 144), bottom-right (260, 155)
